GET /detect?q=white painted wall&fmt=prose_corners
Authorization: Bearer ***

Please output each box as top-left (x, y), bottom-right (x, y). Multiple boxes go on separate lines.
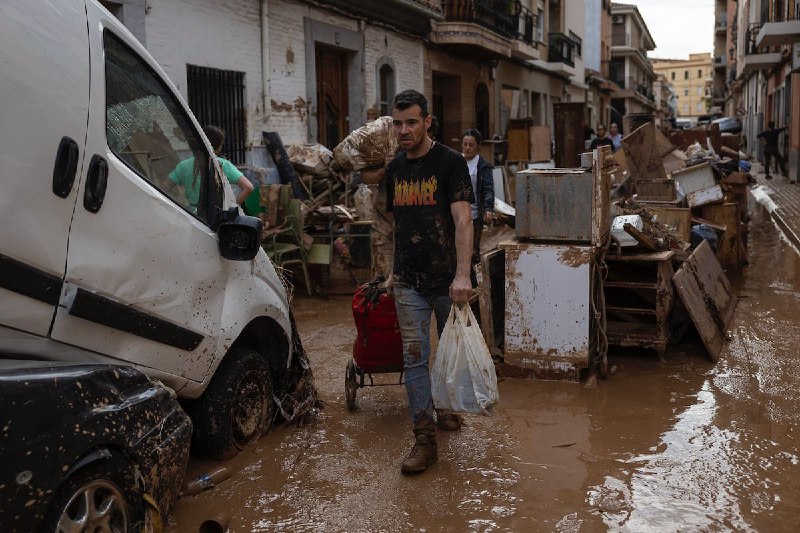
top-left (364, 27), bottom-right (424, 114)
top-left (144, 0), bottom-right (425, 148)
top-left (144, 0), bottom-right (264, 146)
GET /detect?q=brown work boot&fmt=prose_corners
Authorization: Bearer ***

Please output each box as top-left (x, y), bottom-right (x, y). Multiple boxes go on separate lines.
top-left (436, 411), bottom-right (462, 431)
top-left (401, 434), bottom-right (438, 474)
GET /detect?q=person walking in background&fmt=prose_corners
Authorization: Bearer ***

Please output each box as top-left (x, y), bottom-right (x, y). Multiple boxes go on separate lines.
top-left (590, 124), bottom-right (615, 151)
top-left (461, 128), bottom-right (494, 266)
top-left (385, 89), bottom-right (473, 474)
top-left (757, 121), bottom-right (788, 179)
top-left (608, 122), bottom-right (622, 152)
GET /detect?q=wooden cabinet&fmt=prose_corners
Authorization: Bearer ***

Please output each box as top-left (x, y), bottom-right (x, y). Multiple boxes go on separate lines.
top-left (604, 251), bottom-right (674, 359)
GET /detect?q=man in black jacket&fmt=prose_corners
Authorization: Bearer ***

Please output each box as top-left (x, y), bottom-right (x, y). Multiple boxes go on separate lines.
top-left (757, 121), bottom-right (787, 179)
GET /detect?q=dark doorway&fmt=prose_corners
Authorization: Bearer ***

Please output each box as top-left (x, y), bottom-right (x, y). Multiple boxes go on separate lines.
top-left (315, 45), bottom-right (349, 148)
top-left (432, 72), bottom-right (462, 150)
top-left (475, 82), bottom-right (490, 140)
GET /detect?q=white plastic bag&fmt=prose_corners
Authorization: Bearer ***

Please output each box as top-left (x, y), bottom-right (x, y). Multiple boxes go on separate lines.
top-left (431, 305), bottom-right (499, 416)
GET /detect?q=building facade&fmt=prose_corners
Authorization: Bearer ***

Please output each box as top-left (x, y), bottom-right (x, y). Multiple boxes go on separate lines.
top-left (609, 2), bottom-right (657, 131)
top-left (725, 0), bottom-right (800, 182)
top-left (652, 53), bottom-right (714, 122)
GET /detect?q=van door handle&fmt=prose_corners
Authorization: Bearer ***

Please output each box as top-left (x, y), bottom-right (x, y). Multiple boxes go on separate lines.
top-left (83, 155), bottom-right (108, 213)
top-left (52, 136), bottom-right (79, 198)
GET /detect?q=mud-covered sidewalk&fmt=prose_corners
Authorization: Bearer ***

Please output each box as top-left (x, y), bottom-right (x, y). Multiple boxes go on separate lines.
top-left (168, 197), bottom-right (800, 532)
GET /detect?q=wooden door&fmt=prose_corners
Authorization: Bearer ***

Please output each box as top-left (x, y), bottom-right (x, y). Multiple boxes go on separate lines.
top-left (316, 46), bottom-right (348, 148)
top-left (553, 102), bottom-right (585, 168)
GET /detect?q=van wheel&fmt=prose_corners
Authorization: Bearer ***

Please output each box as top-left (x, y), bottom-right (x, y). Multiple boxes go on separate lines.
top-left (193, 349), bottom-right (273, 459)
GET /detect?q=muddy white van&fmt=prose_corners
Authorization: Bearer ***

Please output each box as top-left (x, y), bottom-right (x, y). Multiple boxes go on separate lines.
top-left (0, 0), bottom-right (305, 459)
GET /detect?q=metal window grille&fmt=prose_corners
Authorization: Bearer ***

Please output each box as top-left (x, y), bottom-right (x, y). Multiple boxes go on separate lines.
top-left (186, 65), bottom-right (246, 164)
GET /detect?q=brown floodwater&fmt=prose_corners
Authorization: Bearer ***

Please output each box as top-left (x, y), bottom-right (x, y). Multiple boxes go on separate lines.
top-left (169, 200), bottom-right (800, 532)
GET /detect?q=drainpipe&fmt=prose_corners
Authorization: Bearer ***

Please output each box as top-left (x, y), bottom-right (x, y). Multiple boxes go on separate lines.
top-left (260, 0), bottom-right (270, 120)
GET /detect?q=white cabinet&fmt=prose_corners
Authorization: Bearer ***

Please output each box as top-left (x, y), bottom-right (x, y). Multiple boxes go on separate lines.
top-left (500, 241), bottom-right (592, 381)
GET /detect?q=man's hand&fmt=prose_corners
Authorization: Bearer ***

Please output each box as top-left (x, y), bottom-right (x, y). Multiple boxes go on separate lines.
top-left (483, 211), bottom-right (493, 225)
top-left (449, 273), bottom-right (471, 306)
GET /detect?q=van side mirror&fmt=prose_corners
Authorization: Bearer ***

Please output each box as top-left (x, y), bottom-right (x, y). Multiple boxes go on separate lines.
top-left (217, 210), bottom-right (262, 261)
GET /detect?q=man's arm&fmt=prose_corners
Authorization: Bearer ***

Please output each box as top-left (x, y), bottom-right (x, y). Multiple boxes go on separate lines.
top-left (450, 200), bottom-right (473, 305)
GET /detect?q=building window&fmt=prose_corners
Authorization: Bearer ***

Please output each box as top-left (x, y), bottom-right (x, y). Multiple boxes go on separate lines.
top-left (683, 103), bottom-right (689, 113)
top-left (697, 102), bottom-right (703, 112)
top-left (684, 70), bottom-right (688, 80)
top-left (536, 8), bottom-right (544, 42)
top-left (569, 31), bottom-right (582, 57)
top-left (186, 65), bottom-right (246, 164)
top-left (684, 88), bottom-right (689, 96)
top-left (379, 63), bottom-right (395, 116)
top-left (671, 71), bottom-right (675, 81)
top-left (697, 69), bottom-right (702, 78)
top-left (698, 86), bottom-right (703, 95)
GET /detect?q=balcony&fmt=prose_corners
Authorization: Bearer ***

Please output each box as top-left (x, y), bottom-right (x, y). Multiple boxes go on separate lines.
top-left (756, 5), bottom-right (800, 48)
top-left (610, 76), bottom-right (656, 107)
top-left (543, 32), bottom-right (576, 76)
top-left (742, 23), bottom-right (782, 74)
top-left (510, 4), bottom-right (540, 60)
top-left (715, 13), bottom-right (728, 33)
top-left (314, 0), bottom-right (443, 36)
top-left (714, 55), bottom-right (727, 69)
top-left (432, 0), bottom-right (540, 60)
top-left (611, 32), bottom-right (653, 72)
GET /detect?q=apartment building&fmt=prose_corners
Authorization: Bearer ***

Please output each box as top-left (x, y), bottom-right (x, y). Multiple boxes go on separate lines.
top-left (652, 53), bottom-right (714, 122)
top-left (726, 0), bottom-right (800, 181)
top-left (609, 2), bottom-right (657, 131)
top-left (585, 0), bottom-right (616, 130)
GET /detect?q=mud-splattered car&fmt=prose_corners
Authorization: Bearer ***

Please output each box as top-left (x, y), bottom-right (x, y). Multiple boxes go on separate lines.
top-left (0, 360), bottom-right (191, 532)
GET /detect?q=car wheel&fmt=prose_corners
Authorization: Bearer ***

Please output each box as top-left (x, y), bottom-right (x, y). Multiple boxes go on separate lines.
top-left (193, 348), bottom-right (273, 459)
top-left (42, 456), bottom-right (143, 533)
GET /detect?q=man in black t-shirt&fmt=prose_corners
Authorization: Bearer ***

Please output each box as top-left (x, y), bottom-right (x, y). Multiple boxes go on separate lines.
top-left (757, 121), bottom-right (787, 179)
top-left (590, 124), bottom-right (615, 151)
top-left (385, 89), bottom-right (473, 474)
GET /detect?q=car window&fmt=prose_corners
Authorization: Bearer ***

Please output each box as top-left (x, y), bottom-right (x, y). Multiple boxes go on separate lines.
top-left (104, 31), bottom-right (217, 223)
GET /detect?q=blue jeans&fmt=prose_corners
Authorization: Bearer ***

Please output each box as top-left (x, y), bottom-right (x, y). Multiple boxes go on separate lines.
top-left (393, 284), bottom-right (451, 437)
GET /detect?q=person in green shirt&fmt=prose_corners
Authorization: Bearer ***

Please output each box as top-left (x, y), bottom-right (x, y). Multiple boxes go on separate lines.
top-left (168, 125), bottom-right (253, 211)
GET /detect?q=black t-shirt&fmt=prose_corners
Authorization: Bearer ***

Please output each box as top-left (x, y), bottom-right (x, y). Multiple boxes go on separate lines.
top-left (590, 137), bottom-right (614, 150)
top-left (386, 142), bottom-right (473, 296)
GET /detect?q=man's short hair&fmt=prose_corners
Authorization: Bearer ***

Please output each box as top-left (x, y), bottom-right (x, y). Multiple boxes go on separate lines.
top-left (393, 89), bottom-right (429, 117)
top-left (768, 121), bottom-right (776, 129)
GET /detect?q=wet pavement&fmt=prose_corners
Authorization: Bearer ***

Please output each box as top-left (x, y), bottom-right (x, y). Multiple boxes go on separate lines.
top-left (168, 198), bottom-right (800, 532)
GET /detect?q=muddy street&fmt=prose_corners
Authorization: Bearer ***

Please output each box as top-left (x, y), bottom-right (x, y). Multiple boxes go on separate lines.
top-left (168, 199), bottom-right (800, 532)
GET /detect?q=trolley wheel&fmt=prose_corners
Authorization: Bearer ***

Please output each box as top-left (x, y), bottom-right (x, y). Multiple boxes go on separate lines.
top-left (345, 359), bottom-right (358, 411)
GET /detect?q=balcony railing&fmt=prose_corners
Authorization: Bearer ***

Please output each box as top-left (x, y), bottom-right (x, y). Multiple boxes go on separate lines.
top-left (745, 22), bottom-right (761, 54)
top-left (610, 76), bottom-right (655, 101)
top-left (548, 32), bottom-right (575, 67)
top-left (715, 13), bottom-right (728, 30)
top-left (760, 0), bottom-right (800, 24)
top-left (441, 0), bottom-right (519, 40)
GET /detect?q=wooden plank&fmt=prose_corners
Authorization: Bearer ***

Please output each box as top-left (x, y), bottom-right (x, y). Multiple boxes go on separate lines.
top-left (508, 128), bottom-right (529, 161)
top-left (530, 125), bottom-right (552, 162)
top-left (701, 203), bottom-right (740, 269)
top-left (691, 215), bottom-right (727, 232)
top-left (621, 122), bottom-right (668, 181)
top-left (673, 240), bottom-right (737, 362)
top-left (648, 207), bottom-right (692, 242)
top-left (624, 223), bottom-right (658, 251)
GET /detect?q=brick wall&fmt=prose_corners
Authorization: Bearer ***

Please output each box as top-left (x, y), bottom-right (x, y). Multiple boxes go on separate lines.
top-left (144, 0), bottom-right (425, 147)
top-left (144, 0), bottom-right (264, 146)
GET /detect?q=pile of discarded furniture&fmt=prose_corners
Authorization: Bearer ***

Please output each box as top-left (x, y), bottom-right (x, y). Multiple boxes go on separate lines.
top-left (475, 121), bottom-right (743, 382)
